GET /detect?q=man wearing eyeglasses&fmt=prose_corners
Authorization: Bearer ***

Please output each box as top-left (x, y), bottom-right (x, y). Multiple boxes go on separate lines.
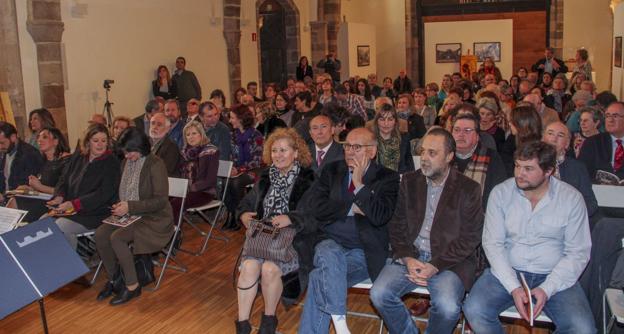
top-left (579, 101), bottom-right (624, 182)
top-left (370, 128), bottom-right (484, 334)
top-left (299, 128), bottom-right (399, 334)
top-left (452, 113), bottom-right (507, 209)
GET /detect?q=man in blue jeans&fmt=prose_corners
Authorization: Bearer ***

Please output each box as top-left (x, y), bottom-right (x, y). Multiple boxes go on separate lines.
top-left (370, 128), bottom-right (484, 334)
top-left (299, 128), bottom-right (399, 334)
top-left (463, 141), bottom-right (596, 333)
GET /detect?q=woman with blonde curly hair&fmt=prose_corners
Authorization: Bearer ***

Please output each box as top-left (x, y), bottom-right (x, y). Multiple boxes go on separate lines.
top-left (235, 128), bottom-right (315, 334)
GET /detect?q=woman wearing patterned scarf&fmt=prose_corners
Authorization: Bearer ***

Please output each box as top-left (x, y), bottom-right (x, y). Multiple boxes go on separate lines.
top-left (372, 104), bottom-right (414, 173)
top-left (235, 128), bottom-right (315, 334)
top-left (95, 127), bottom-right (173, 306)
top-left (170, 121), bottom-right (219, 223)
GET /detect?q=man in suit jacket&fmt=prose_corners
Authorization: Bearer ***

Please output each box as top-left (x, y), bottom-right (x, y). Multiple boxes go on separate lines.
top-left (299, 128), bottom-right (400, 334)
top-left (531, 47), bottom-right (568, 83)
top-left (133, 100), bottom-right (160, 136)
top-left (370, 128), bottom-right (484, 334)
top-left (579, 102), bottom-right (624, 181)
top-left (149, 112), bottom-right (180, 177)
top-left (309, 114), bottom-right (344, 176)
top-left (0, 122), bottom-right (44, 197)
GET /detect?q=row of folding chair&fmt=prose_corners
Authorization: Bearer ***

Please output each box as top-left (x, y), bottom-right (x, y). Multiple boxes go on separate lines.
top-left (349, 278), bottom-right (552, 334)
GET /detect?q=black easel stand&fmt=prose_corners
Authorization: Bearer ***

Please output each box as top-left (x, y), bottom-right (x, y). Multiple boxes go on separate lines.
top-left (39, 299), bottom-right (49, 334)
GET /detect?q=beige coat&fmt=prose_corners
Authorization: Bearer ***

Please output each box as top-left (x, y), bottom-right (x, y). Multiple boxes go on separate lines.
top-left (124, 154), bottom-right (173, 254)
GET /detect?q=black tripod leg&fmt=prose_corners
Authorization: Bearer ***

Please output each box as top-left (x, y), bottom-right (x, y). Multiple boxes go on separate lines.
top-left (39, 299), bottom-right (49, 334)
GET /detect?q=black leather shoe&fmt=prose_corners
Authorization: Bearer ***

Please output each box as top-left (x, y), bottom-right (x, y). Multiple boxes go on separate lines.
top-left (235, 320), bottom-right (251, 334)
top-left (258, 314), bottom-right (278, 334)
top-left (96, 281), bottom-right (116, 301)
top-left (109, 286), bottom-right (141, 306)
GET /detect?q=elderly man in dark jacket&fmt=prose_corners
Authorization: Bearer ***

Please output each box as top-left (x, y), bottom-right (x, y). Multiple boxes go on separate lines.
top-left (299, 128), bottom-right (400, 334)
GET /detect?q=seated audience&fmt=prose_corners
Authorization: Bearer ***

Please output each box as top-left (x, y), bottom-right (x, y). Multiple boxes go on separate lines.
top-left (566, 90), bottom-right (594, 134)
top-left (299, 128), bottom-right (399, 334)
top-left (477, 97), bottom-right (506, 152)
top-left (263, 83), bottom-right (278, 103)
top-left (335, 85), bottom-right (367, 121)
top-left (425, 82), bottom-right (440, 111)
top-left (356, 78), bottom-right (375, 119)
top-left (542, 121), bottom-right (598, 220)
top-left (27, 108), bottom-right (56, 149)
top-left (368, 73), bottom-right (382, 98)
top-left (164, 99), bottom-right (186, 149)
top-left (573, 106), bottom-right (603, 157)
top-left (463, 141), bottom-right (595, 333)
top-left (274, 92), bottom-right (295, 127)
top-left (209, 89), bottom-right (229, 117)
top-left (579, 102), bottom-right (624, 182)
top-left (235, 128), bottom-right (315, 334)
top-left (317, 78), bottom-right (336, 106)
top-left (134, 100), bottom-right (160, 135)
top-left (9, 127), bottom-right (71, 222)
top-left (255, 101), bottom-right (286, 138)
top-left (112, 116), bottom-right (131, 141)
top-left (412, 88), bottom-right (436, 129)
top-left (199, 101), bottom-right (232, 161)
top-left (148, 112), bottom-right (180, 177)
top-left (186, 98), bottom-right (200, 123)
top-left (380, 77), bottom-right (397, 101)
top-left (523, 90), bottom-right (559, 127)
top-left (223, 105), bottom-right (265, 231)
top-left (371, 128), bottom-right (484, 334)
top-left (309, 114), bottom-right (344, 177)
top-left (152, 65), bottom-right (177, 100)
top-left (170, 121), bottom-right (219, 223)
top-left (452, 113), bottom-right (507, 207)
top-left (0, 122), bottom-right (44, 199)
top-left (95, 127), bottom-right (173, 305)
top-left (291, 91), bottom-right (319, 144)
top-left (500, 105), bottom-right (543, 176)
top-left (371, 104), bottom-right (414, 173)
top-left (42, 123), bottom-right (120, 249)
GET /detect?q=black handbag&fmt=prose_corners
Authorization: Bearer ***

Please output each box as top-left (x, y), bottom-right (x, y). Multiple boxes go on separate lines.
top-left (242, 218), bottom-right (296, 263)
top-left (113, 254), bottom-right (155, 287)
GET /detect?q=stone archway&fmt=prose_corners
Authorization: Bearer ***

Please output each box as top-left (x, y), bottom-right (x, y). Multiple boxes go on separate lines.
top-left (256, 0), bottom-right (300, 87)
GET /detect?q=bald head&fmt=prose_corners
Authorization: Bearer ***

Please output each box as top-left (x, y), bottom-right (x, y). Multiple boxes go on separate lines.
top-left (542, 121), bottom-right (570, 156)
top-left (344, 127), bottom-right (377, 168)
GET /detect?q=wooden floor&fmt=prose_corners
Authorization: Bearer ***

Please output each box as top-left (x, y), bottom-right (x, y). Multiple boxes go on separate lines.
top-left (0, 217), bottom-right (549, 334)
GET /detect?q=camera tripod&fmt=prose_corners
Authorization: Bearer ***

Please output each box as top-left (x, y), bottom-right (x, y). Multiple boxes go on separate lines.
top-left (102, 85), bottom-right (114, 127)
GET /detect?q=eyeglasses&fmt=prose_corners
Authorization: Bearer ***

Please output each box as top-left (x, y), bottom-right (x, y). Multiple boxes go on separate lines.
top-left (605, 113), bottom-right (624, 120)
top-left (342, 143), bottom-right (375, 152)
top-left (451, 127), bottom-right (476, 135)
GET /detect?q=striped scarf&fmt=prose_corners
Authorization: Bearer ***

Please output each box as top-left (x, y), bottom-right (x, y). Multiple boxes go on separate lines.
top-left (462, 144), bottom-right (491, 195)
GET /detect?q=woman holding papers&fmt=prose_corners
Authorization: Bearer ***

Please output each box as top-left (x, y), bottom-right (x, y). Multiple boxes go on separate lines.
top-left (95, 127), bottom-right (173, 306)
top-left (8, 127), bottom-right (71, 222)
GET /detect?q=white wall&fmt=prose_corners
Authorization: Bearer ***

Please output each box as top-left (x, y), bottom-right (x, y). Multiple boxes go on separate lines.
top-left (337, 22), bottom-right (376, 79)
top-left (612, 2), bottom-right (624, 100)
top-left (17, 0), bottom-right (312, 144)
top-left (563, 0), bottom-right (613, 92)
top-left (341, 0), bottom-right (405, 80)
top-left (424, 19), bottom-right (513, 85)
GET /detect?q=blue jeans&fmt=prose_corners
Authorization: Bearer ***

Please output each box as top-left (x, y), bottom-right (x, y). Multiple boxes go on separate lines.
top-left (298, 239), bottom-right (370, 334)
top-left (370, 259), bottom-right (465, 334)
top-left (463, 268), bottom-right (596, 334)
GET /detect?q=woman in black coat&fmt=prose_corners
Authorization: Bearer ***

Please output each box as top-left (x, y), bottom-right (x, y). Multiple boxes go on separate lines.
top-left (235, 128), bottom-right (316, 334)
top-left (151, 65), bottom-right (177, 100)
top-left (295, 56), bottom-right (313, 82)
top-left (40, 123), bottom-right (121, 249)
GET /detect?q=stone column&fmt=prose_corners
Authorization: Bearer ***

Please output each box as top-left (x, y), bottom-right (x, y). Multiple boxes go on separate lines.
top-left (223, 0), bottom-right (241, 105)
top-left (0, 0), bottom-right (27, 131)
top-left (26, 0), bottom-right (67, 134)
top-left (405, 0), bottom-right (423, 86)
top-left (310, 21), bottom-right (328, 75)
top-left (549, 0), bottom-right (564, 58)
top-left (323, 0), bottom-right (340, 55)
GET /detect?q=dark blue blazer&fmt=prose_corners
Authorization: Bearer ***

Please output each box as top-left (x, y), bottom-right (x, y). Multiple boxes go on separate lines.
top-left (0, 140), bottom-right (44, 193)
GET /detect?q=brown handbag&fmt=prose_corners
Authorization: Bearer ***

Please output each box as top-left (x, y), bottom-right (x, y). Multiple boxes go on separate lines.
top-left (242, 218), bottom-right (296, 263)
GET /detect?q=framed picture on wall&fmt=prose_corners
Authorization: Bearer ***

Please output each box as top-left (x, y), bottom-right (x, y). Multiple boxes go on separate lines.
top-left (435, 43), bottom-right (462, 63)
top-left (474, 42), bottom-right (501, 62)
top-left (615, 36), bottom-right (622, 68)
top-left (357, 45), bottom-right (370, 67)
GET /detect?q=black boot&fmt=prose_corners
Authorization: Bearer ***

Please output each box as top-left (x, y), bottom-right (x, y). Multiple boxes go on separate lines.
top-left (109, 286), bottom-right (141, 306)
top-left (258, 314), bottom-right (278, 334)
top-left (96, 281), bottom-right (116, 301)
top-left (235, 320), bottom-right (251, 334)
top-left (222, 212), bottom-right (241, 231)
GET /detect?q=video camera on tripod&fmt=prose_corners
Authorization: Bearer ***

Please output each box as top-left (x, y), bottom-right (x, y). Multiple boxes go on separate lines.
top-left (103, 79), bottom-right (114, 90)
top-left (102, 79), bottom-right (115, 126)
